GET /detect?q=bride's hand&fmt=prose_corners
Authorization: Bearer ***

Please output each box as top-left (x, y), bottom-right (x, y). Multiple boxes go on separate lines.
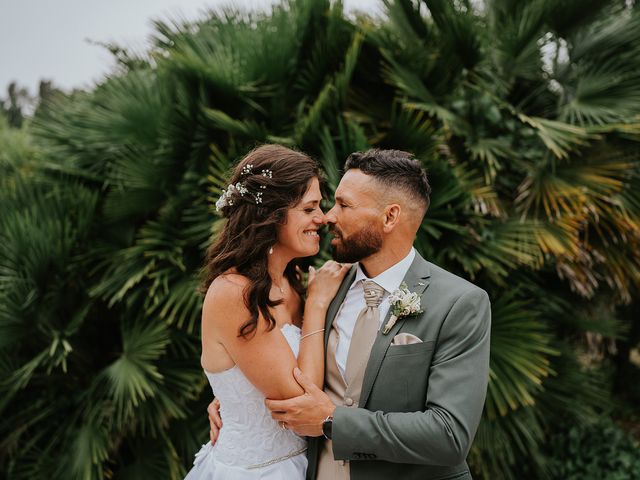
top-left (306, 260), bottom-right (351, 309)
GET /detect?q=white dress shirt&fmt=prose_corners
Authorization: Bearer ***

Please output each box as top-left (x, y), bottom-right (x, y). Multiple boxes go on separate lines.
top-left (333, 248), bottom-right (416, 378)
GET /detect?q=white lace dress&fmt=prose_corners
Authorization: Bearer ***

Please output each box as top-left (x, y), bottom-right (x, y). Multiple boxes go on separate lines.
top-left (185, 324), bottom-right (307, 479)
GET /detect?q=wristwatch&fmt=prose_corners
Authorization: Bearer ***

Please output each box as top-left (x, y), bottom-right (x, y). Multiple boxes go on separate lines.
top-left (322, 415), bottom-right (333, 440)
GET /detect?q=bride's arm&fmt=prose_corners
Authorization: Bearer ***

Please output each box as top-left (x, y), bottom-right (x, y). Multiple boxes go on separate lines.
top-left (202, 263), bottom-right (348, 401)
top-left (296, 262), bottom-right (348, 389)
top-left (294, 297), bottom-right (326, 389)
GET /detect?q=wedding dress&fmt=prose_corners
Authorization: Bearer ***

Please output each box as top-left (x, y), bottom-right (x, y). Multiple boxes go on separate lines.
top-left (185, 323), bottom-right (307, 479)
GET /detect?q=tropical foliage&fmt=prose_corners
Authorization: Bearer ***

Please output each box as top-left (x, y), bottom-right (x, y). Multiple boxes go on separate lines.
top-left (545, 417), bottom-right (640, 480)
top-left (2, 1), bottom-right (639, 478)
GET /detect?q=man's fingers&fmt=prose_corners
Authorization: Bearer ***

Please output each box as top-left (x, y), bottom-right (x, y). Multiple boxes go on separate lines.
top-left (293, 367), bottom-right (316, 392)
top-left (208, 409), bottom-right (222, 423)
top-left (270, 411), bottom-right (286, 421)
top-left (264, 397), bottom-right (288, 412)
top-left (208, 399), bottom-right (222, 423)
top-left (211, 403), bottom-right (222, 428)
top-left (208, 415), bottom-right (222, 429)
top-left (206, 398), bottom-right (222, 445)
top-left (211, 415), bottom-right (222, 428)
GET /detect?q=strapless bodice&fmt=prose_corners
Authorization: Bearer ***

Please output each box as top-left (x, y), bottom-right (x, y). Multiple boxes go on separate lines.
top-left (192, 323), bottom-right (306, 471)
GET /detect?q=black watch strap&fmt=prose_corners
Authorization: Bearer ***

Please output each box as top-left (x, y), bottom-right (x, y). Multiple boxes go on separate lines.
top-left (322, 415), bottom-right (333, 440)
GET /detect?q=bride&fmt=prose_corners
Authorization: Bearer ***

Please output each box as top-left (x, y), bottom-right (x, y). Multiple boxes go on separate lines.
top-left (185, 145), bottom-right (349, 479)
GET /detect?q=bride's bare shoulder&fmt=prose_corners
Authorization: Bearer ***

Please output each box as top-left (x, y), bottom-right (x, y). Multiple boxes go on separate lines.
top-left (205, 271), bottom-right (249, 298)
top-left (203, 271), bottom-right (250, 318)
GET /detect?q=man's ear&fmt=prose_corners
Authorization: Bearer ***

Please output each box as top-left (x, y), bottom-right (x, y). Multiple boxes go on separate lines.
top-left (382, 204), bottom-right (401, 232)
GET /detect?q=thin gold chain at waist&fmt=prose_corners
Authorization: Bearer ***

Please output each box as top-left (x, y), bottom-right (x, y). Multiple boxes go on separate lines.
top-left (246, 446), bottom-right (307, 469)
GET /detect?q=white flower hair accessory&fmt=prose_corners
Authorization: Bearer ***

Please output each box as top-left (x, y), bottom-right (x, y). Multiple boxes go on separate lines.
top-left (215, 164), bottom-right (273, 211)
top-left (382, 282), bottom-right (424, 334)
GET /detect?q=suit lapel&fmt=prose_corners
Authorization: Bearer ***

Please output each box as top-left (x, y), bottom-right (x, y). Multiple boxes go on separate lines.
top-left (324, 265), bottom-right (357, 349)
top-left (359, 252), bottom-right (431, 408)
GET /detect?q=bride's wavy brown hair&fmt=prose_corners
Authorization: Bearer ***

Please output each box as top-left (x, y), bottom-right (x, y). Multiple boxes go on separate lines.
top-left (201, 145), bottom-right (319, 338)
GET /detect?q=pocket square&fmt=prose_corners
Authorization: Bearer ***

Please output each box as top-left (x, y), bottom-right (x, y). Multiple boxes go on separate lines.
top-left (390, 333), bottom-right (423, 346)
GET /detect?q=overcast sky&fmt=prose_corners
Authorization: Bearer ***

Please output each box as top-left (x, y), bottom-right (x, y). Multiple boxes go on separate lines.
top-left (0, 0), bottom-right (383, 96)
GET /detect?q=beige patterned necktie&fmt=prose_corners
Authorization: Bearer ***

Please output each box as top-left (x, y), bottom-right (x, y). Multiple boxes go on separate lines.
top-left (344, 280), bottom-right (385, 387)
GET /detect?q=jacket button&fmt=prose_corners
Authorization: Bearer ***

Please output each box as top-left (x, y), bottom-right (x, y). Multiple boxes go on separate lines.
top-left (345, 397), bottom-right (354, 406)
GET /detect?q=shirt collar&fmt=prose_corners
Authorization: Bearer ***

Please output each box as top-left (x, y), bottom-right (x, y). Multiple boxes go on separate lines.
top-left (351, 247), bottom-right (416, 293)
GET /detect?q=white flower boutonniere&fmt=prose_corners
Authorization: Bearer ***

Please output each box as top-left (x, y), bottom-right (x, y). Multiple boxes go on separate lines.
top-left (383, 282), bottom-right (424, 334)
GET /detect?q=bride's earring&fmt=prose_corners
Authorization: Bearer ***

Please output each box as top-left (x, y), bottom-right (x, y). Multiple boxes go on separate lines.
top-left (269, 246), bottom-right (274, 255)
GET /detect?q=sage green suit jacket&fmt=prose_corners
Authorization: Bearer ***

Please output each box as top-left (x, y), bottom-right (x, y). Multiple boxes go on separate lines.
top-left (306, 252), bottom-right (491, 480)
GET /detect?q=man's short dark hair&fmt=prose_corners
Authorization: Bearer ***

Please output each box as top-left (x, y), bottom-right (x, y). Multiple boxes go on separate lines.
top-left (344, 149), bottom-right (431, 212)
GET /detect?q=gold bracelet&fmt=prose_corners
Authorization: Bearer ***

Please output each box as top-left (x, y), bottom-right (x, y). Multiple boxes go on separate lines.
top-left (300, 328), bottom-right (325, 340)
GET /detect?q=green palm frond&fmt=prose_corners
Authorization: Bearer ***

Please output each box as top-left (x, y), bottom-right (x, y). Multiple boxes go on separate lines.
top-left (104, 319), bottom-right (170, 420)
top-left (381, 54), bottom-right (459, 125)
top-left (382, 0), bottom-right (430, 47)
top-left (560, 61), bottom-right (640, 126)
top-left (474, 219), bottom-right (544, 275)
top-left (30, 71), bottom-right (172, 184)
top-left (529, 218), bottom-right (581, 257)
top-left (488, 0), bottom-right (547, 82)
top-left (569, 6), bottom-right (640, 64)
top-left (552, 8), bottom-right (640, 127)
top-left (423, 160), bottom-right (472, 217)
top-left (333, 31), bottom-right (364, 104)
top-left (297, 0), bottom-right (353, 87)
top-left (202, 108), bottom-right (268, 141)
top-left (544, 0), bottom-right (611, 36)
top-left (316, 116), bottom-right (372, 198)
top-left (423, 0), bottom-right (483, 71)
top-left (206, 144), bottom-right (234, 198)
top-left (537, 343), bottom-right (613, 422)
top-left (318, 126), bottom-right (342, 192)
top-left (0, 350), bottom-right (48, 412)
top-left (466, 136), bottom-right (512, 182)
top-left (146, 275), bottom-right (202, 333)
top-left (295, 83), bottom-right (337, 145)
top-left (485, 290), bottom-right (557, 419)
top-left (69, 423), bottom-right (111, 480)
top-left (517, 114), bottom-right (595, 159)
top-left (155, 18), bottom-right (265, 104)
top-left (116, 434), bottom-right (184, 480)
top-left (385, 104), bottom-right (439, 159)
top-left (294, 31), bottom-right (363, 147)
top-left (515, 154), bottom-right (629, 219)
top-left (471, 405), bottom-right (548, 480)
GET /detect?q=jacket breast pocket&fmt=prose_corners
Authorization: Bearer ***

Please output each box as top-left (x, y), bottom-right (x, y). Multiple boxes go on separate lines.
top-left (386, 340), bottom-right (435, 357)
top-left (368, 341), bottom-right (435, 412)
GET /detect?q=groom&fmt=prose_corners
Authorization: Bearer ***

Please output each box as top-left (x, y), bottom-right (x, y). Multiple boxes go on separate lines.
top-left (211, 149), bottom-right (491, 479)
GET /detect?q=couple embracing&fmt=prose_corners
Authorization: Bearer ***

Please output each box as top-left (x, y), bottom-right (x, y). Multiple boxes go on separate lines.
top-left (185, 145), bottom-right (491, 480)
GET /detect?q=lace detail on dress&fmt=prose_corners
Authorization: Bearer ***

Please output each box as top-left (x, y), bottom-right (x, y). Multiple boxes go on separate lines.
top-left (200, 324), bottom-right (306, 468)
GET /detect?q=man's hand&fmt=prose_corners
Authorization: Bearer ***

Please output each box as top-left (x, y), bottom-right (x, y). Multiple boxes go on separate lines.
top-left (207, 398), bottom-right (222, 445)
top-left (265, 368), bottom-right (336, 437)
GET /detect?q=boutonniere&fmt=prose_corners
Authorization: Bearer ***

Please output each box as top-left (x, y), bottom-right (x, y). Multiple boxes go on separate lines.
top-left (382, 282), bottom-right (424, 334)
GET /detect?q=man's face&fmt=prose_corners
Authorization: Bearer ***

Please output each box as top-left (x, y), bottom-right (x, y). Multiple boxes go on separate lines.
top-left (324, 169), bottom-right (384, 263)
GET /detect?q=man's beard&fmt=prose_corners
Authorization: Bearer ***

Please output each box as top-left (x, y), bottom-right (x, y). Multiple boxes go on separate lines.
top-left (330, 224), bottom-right (383, 263)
